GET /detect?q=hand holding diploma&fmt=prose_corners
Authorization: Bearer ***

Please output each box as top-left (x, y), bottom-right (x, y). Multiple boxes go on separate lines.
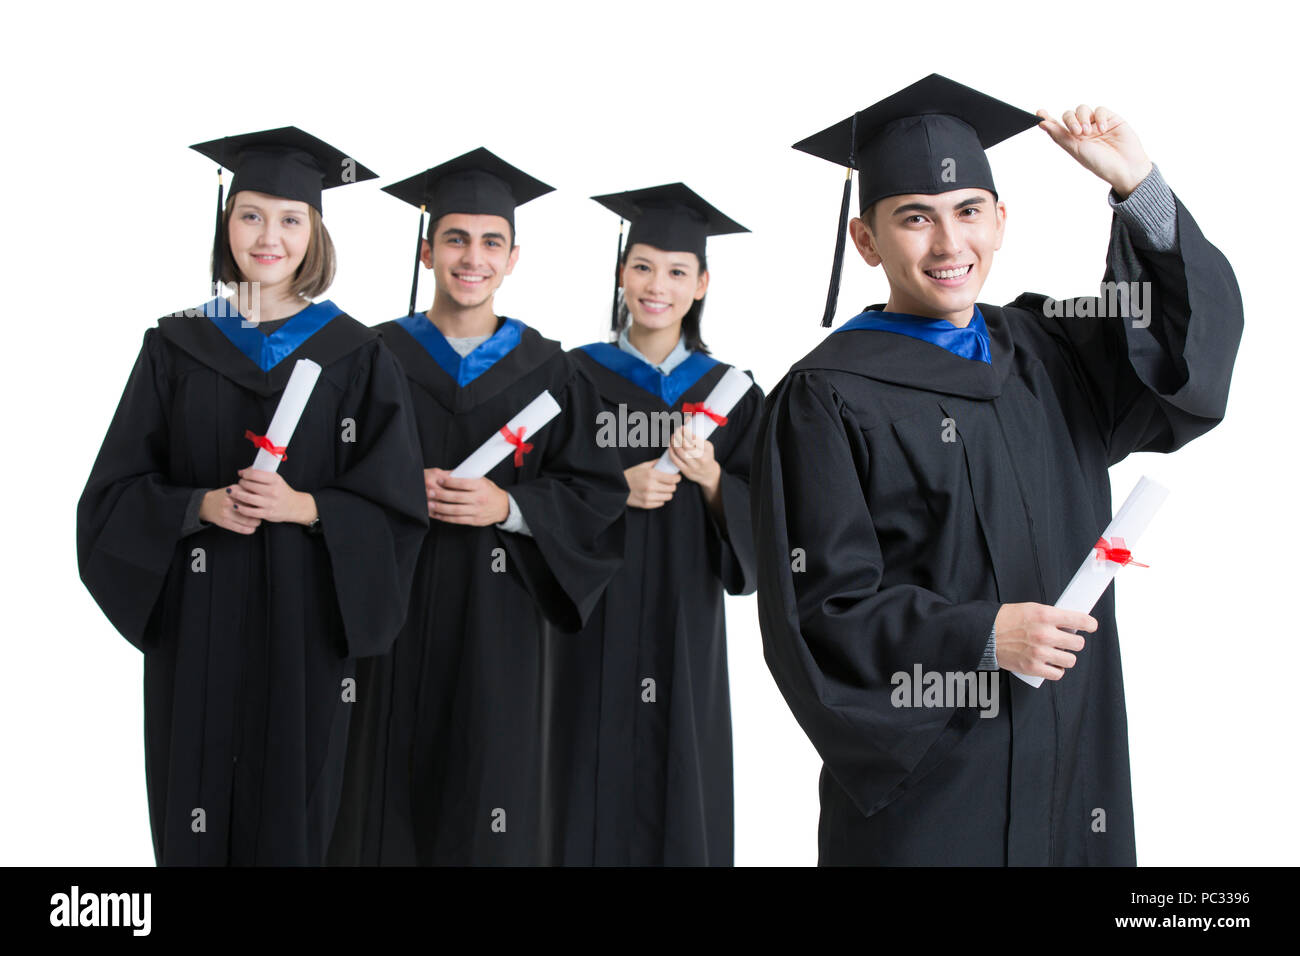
top-left (228, 468), bottom-right (318, 525)
top-left (426, 468), bottom-right (510, 526)
top-left (653, 368), bottom-right (754, 475)
top-left (1004, 476), bottom-right (1169, 687)
top-left (198, 486), bottom-right (261, 535)
top-left (199, 358), bottom-right (325, 533)
top-left (428, 390), bottom-right (562, 526)
top-left (626, 460), bottom-right (682, 510)
top-left (995, 604), bottom-right (1098, 681)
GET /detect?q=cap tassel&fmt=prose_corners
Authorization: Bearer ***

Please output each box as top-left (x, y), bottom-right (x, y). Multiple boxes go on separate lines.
top-left (212, 169), bottom-right (225, 299)
top-left (821, 111), bottom-right (858, 328)
top-left (408, 204), bottom-right (426, 316)
top-left (610, 217), bottom-right (625, 333)
top-left (821, 167), bottom-right (853, 328)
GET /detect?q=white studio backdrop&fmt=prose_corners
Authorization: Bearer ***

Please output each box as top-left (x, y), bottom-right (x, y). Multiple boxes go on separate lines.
top-left (1, 0), bottom-right (1293, 866)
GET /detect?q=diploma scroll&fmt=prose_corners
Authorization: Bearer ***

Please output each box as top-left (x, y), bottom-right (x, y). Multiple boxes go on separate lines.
top-left (451, 390), bottom-right (562, 478)
top-left (247, 358), bottom-right (322, 473)
top-left (653, 367), bottom-right (755, 474)
top-left (1012, 475), bottom-right (1170, 687)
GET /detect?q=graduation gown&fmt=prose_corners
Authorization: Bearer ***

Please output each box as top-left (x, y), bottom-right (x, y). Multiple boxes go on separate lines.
top-left (76, 301), bottom-right (429, 865)
top-left (328, 316), bottom-right (627, 866)
top-left (753, 197), bottom-right (1242, 865)
top-left (545, 345), bottom-right (763, 865)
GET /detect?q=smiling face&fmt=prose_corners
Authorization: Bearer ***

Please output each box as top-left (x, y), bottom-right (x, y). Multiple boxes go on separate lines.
top-left (225, 190), bottom-right (313, 297)
top-left (620, 243), bottom-right (708, 333)
top-left (421, 212), bottom-right (519, 312)
top-left (848, 187), bottom-right (1006, 325)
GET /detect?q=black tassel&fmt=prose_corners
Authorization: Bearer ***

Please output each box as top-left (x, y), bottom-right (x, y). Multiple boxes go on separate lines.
top-left (821, 111), bottom-right (858, 328)
top-left (408, 205), bottom-right (426, 316)
top-left (610, 218), bottom-right (625, 333)
top-left (821, 168), bottom-right (852, 328)
top-left (212, 169), bottom-right (224, 298)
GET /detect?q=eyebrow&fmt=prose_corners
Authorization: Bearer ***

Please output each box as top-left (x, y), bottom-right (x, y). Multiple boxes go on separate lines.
top-left (889, 196), bottom-right (988, 217)
top-left (440, 228), bottom-right (508, 241)
top-left (629, 254), bottom-right (694, 269)
top-left (235, 202), bottom-right (304, 215)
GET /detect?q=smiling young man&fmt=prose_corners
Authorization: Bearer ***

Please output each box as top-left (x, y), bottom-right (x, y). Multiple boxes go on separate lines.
top-left (752, 75), bottom-right (1243, 865)
top-left (326, 148), bottom-right (627, 866)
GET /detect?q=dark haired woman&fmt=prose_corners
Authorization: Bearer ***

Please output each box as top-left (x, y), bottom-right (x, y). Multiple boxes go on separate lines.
top-left (76, 127), bottom-right (428, 865)
top-left (548, 183), bottom-right (763, 865)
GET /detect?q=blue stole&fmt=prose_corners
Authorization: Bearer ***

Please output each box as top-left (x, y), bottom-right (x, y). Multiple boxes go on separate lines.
top-left (396, 313), bottom-right (524, 386)
top-left (579, 342), bottom-right (718, 406)
top-left (834, 306), bottom-right (992, 364)
top-left (204, 298), bottom-right (343, 372)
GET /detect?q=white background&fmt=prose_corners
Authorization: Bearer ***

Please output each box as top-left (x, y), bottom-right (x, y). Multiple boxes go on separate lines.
top-left (2, 0), bottom-right (1294, 866)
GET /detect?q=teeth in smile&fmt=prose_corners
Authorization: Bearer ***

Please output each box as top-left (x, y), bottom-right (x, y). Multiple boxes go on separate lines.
top-left (457, 275), bottom-right (485, 282)
top-left (927, 265), bottom-right (971, 279)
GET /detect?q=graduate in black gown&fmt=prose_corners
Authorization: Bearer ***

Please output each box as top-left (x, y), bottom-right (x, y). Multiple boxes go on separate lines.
top-left (547, 184), bottom-right (762, 865)
top-left (76, 127), bottom-right (429, 865)
top-left (753, 76), bottom-right (1243, 865)
top-left (327, 148), bottom-right (627, 866)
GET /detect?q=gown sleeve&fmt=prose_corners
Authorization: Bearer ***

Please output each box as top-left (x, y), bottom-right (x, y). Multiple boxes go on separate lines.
top-left (1019, 191), bottom-right (1243, 466)
top-left (499, 362), bottom-right (627, 634)
top-left (312, 341), bottom-right (429, 659)
top-left (700, 379), bottom-right (763, 597)
top-left (752, 370), bottom-right (1001, 819)
top-left (76, 329), bottom-right (198, 652)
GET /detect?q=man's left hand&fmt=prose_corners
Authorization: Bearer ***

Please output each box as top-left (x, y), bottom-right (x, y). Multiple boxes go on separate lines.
top-left (1037, 104), bottom-right (1153, 199)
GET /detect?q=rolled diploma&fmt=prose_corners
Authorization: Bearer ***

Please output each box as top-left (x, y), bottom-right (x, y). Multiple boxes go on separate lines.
top-left (653, 367), bottom-right (755, 474)
top-left (1012, 475), bottom-right (1170, 687)
top-left (451, 390), bottom-right (562, 478)
top-left (249, 358), bottom-right (322, 473)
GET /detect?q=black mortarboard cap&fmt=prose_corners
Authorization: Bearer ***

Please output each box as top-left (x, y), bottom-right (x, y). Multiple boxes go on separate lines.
top-left (793, 74), bottom-right (1040, 325)
top-left (190, 126), bottom-right (376, 295)
top-left (592, 183), bottom-right (748, 330)
top-left (382, 148), bottom-right (554, 314)
top-left (190, 126), bottom-right (376, 210)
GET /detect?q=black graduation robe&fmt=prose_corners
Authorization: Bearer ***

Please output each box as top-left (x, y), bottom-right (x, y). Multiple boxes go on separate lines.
top-left (753, 197), bottom-right (1242, 865)
top-left (327, 315), bottom-right (627, 866)
top-left (76, 302), bottom-right (429, 865)
top-left (544, 345), bottom-right (763, 866)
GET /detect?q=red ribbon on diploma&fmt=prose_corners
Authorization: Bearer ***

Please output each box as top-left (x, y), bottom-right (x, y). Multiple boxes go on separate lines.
top-left (244, 430), bottom-right (287, 461)
top-left (682, 402), bottom-right (728, 426)
top-left (1094, 536), bottom-right (1148, 568)
top-left (500, 425), bottom-right (533, 467)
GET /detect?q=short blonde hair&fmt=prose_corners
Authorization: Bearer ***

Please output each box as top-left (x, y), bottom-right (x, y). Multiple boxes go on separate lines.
top-left (215, 196), bottom-right (337, 299)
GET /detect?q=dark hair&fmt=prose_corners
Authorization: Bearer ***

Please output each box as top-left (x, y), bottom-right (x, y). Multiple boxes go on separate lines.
top-left (863, 200), bottom-right (878, 233)
top-left (611, 248), bottom-right (710, 354)
top-left (215, 196), bottom-right (336, 298)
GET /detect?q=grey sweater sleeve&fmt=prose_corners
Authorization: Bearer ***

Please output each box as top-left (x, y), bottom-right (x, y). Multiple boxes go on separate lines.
top-left (1108, 163), bottom-right (1177, 252)
top-left (978, 622), bottom-right (999, 671)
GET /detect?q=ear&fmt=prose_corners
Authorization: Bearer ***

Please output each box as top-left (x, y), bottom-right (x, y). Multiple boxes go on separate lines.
top-left (419, 238), bottom-right (433, 269)
top-left (504, 244), bottom-right (521, 276)
top-left (993, 200), bottom-right (1008, 252)
top-left (694, 269), bottom-right (710, 301)
top-left (849, 216), bottom-right (883, 267)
